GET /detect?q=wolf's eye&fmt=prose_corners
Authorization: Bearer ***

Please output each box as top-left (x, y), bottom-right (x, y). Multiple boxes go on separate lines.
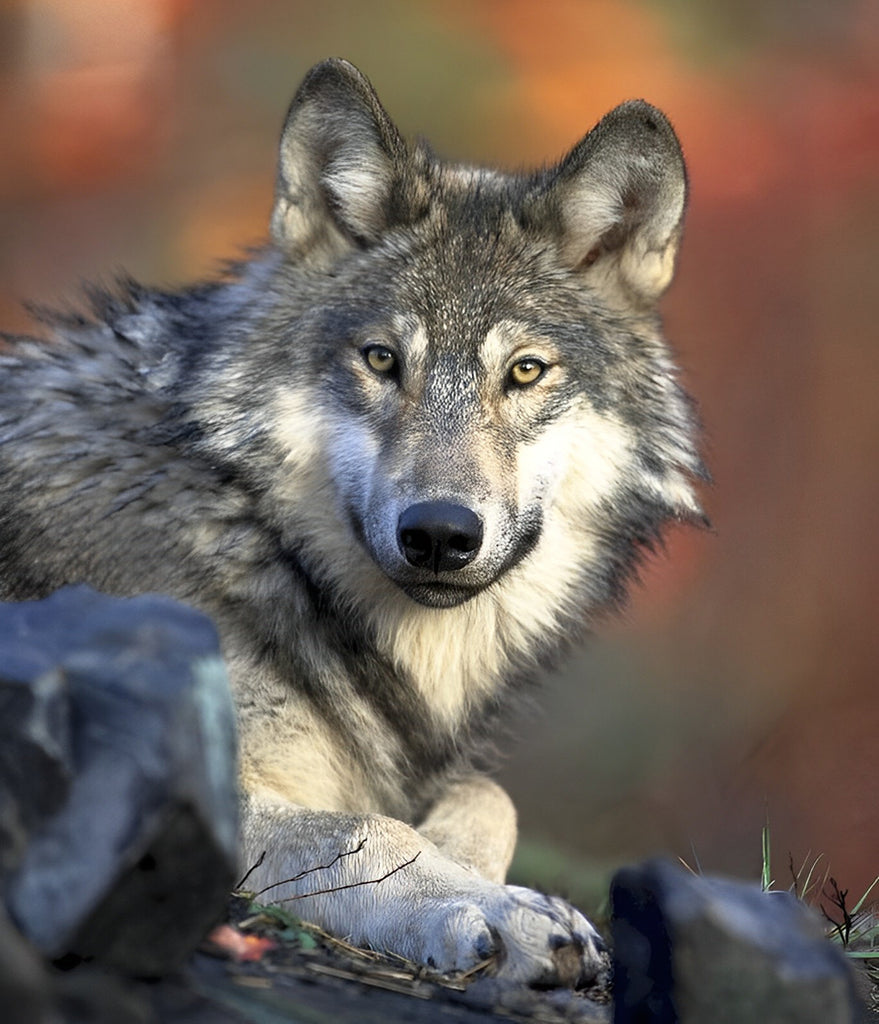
top-left (362, 344), bottom-right (397, 376)
top-left (508, 358), bottom-right (546, 387)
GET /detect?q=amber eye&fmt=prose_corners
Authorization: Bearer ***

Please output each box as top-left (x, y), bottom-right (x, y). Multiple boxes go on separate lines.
top-left (508, 358), bottom-right (546, 387)
top-left (363, 344), bottom-right (397, 376)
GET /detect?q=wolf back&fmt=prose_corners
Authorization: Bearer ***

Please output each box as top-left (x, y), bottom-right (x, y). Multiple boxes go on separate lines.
top-left (0, 59), bottom-right (704, 983)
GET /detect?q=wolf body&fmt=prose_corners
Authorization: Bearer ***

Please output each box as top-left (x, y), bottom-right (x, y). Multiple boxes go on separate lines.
top-left (0, 60), bottom-right (703, 985)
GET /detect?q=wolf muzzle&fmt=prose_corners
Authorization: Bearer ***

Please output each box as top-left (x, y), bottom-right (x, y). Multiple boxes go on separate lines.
top-left (397, 501), bottom-right (483, 575)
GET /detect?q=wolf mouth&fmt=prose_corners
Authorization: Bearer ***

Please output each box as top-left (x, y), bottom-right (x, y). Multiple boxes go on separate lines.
top-left (396, 579), bottom-right (489, 609)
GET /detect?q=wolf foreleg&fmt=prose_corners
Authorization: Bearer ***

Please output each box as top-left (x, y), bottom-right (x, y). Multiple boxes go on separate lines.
top-left (241, 793), bottom-right (606, 987)
top-left (416, 774), bottom-right (517, 882)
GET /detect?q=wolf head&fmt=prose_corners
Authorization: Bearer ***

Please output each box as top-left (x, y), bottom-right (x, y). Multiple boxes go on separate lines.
top-left (198, 60), bottom-right (703, 624)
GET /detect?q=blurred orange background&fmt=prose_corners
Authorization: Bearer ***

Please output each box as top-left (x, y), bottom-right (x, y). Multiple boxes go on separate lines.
top-left (1, 0), bottom-right (877, 907)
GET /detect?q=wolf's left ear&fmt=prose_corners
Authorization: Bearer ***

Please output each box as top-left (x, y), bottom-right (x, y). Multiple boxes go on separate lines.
top-left (271, 59), bottom-right (409, 259)
top-left (532, 101), bottom-right (687, 305)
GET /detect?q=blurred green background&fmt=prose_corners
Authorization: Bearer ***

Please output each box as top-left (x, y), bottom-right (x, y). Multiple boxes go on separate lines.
top-left (1, 0), bottom-right (877, 912)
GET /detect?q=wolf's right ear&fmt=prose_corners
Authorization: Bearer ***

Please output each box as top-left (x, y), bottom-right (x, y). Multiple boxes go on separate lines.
top-left (270, 59), bottom-right (408, 260)
top-left (531, 101), bottom-right (687, 306)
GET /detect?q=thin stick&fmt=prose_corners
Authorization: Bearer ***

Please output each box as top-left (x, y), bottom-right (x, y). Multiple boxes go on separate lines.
top-left (822, 877), bottom-right (852, 946)
top-left (236, 849), bottom-right (266, 891)
top-left (276, 851), bottom-right (421, 903)
top-left (254, 838), bottom-right (369, 897)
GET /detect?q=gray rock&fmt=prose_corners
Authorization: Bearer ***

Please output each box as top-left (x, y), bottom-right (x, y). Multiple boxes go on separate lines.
top-left (611, 857), bottom-right (864, 1024)
top-left (53, 966), bottom-right (157, 1024)
top-left (1, 586), bottom-right (239, 976)
top-left (0, 641), bottom-right (73, 877)
top-left (0, 785), bottom-right (29, 881)
top-left (0, 902), bottom-right (57, 1024)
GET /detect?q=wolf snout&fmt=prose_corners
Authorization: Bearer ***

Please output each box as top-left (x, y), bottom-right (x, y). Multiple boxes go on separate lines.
top-left (397, 501), bottom-right (483, 573)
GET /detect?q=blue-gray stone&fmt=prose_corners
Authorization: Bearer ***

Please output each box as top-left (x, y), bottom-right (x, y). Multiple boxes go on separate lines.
top-left (1, 585), bottom-right (239, 976)
top-left (612, 858), bottom-right (864, 1024)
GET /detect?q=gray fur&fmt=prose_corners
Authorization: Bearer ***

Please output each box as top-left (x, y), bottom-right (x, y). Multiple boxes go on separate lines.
top-left (0, 59), bottom-right (704, 984)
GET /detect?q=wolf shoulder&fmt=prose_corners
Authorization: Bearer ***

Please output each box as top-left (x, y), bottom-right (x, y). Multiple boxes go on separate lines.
top-left (0, 300), bottom-right (256, 605)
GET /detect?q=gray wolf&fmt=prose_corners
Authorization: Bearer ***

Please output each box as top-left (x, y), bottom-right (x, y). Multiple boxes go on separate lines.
top-left (0, 59), bottom-right (704, 986)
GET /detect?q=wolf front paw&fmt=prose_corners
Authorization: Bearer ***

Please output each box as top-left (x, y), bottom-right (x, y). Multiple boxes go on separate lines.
top-left (411, 885), bottom-right (607, 989)
top-left (489, 885), bottom-right (608, 988)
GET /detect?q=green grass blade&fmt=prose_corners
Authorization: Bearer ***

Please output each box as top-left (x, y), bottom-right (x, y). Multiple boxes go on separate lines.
top-left (761, 823), bottom-right (773, 892)
top-left (851, 876), bottom-right (879, 916)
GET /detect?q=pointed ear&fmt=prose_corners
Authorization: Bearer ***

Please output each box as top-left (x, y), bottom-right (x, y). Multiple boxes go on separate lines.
top-left (270, 59), bottom-right (407, 259)
top-left (533, 101), bottom-right (687, 305)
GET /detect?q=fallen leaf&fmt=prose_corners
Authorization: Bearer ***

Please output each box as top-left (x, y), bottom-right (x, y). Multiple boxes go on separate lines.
top-left (204, 924), bottom-right (276, 963)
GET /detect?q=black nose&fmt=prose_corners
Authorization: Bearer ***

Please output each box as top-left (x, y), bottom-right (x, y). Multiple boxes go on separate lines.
top-left (397, 501), bottom-right (483, 573)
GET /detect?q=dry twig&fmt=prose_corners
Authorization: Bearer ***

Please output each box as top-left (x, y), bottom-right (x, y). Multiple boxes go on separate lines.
top-left (235, 849), bottom-right (266, 891)
top-left (277, 851), bottom-right (422, 903)
top-left (822, 877), bottom-right (852, 946)
top-left (254, 838), bottom-right (369, 897)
